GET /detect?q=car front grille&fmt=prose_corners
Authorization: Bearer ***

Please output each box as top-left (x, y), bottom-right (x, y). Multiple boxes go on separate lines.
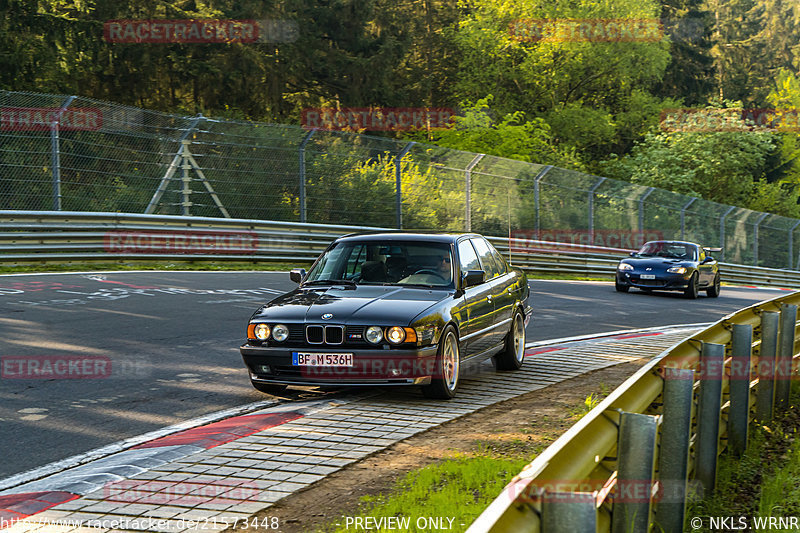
top-left (267, 324), bottom-right (367, 347)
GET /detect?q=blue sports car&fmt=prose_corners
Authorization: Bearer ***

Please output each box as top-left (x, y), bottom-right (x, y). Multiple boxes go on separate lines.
top-left (615, 240), bottom-right (721, 299)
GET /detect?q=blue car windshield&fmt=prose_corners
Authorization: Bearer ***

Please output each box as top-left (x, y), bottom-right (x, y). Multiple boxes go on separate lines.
top-left (637, 242), bottom-right (696, 260)
top-left (305, 240), bottom-right (455, 287)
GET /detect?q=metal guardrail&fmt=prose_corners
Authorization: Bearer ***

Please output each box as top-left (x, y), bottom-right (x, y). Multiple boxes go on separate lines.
top-left (468, 292), bottom-right (800, 532)
top-left (3, 211), bottom-right (800, 290)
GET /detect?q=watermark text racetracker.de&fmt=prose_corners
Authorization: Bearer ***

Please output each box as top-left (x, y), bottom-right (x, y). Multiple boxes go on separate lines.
top-left (1, 355), bottom-right (150, 379)
top-left (301, 107), bottom-right (455, 131)
top-left (660, 108), bottom-right (800, 132)
top-left (509, 18), bottom-right (663, 42)
top-left (104, 230), bottom-right (259, 255)
top-left (103, 19), bottom-right (298, 43)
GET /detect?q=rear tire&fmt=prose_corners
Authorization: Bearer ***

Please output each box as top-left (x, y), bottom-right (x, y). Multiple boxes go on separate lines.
top-left (494, 310), bottom-right (526, 371)
top-left (706, 274), bottom-right (721, 297)
top-left (422, 326), bottom-right (460, 400)
top-left (615, 280), bottom-right (629, 292)
top-left (684, 273), bottom-right (699, 299)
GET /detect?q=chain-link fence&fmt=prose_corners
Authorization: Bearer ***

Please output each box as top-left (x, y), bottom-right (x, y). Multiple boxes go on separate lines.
top-left (1, 89), bottom-right (799, 269)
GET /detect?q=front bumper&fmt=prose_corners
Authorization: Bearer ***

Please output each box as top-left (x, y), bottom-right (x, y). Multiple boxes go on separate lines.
top-left (240, 343), bottom-right (440, 386)
top-left (616, 272), bottom-right (691, 290)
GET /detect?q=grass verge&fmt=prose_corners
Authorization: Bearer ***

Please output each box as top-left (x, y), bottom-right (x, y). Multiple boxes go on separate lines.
top-left (313, 390), bottom-right (610, 533)
top-left (318, 454), bottom-right (530, 533)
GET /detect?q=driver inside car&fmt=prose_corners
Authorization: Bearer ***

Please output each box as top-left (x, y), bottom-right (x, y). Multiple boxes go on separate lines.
top-left (437, 253), bottom-right (452, 282)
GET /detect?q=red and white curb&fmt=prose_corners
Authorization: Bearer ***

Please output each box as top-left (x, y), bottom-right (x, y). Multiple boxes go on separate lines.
top-left (0, 326), bottom-right (701, 532)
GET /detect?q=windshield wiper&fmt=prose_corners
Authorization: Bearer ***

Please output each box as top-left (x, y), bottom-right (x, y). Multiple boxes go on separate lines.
top-left (303, 279), bottom-right (358, 288)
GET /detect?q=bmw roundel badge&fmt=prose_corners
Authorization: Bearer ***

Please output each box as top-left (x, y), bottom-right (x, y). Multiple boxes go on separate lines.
top-left (322, 313), bottom-right (333, 320)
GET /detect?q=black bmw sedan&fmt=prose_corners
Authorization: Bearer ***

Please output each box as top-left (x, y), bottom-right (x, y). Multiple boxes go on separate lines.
top-left (240, 232), bottom-right (531, 399)
top-left (615, 240), bottom-right (721, 299)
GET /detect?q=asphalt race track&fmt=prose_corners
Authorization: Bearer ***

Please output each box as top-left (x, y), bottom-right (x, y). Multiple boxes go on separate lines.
top-left (0, 271), bottom-right (786, 479)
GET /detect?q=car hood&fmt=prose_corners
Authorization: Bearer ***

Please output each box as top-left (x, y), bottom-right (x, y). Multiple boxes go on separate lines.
top-left (250, 285), bottom-right (450, 325)
top-left (622, 257), bottom-right (694, 270)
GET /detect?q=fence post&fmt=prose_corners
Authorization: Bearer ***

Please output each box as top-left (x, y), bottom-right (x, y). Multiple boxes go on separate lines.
top-left (588, 177), bottom-right (607, 244)
top-left (542, 492), bottom-right (596, 533)
top-left (298, 129), bottom-right (315, 223)
top-left (533, 165), bottom-right (553, 240)
top-left (680, 198), bottom-right (697, 241)
top-left (756, 311), bottom-right (780, 423)
top-left (638, 187), bottom-right (655, 233)
top-left (395, 142), bottom-right (415, 229)
top-left (753, 213), bottom-right (768, 267)
top-left (146, 114), bottom-right (204, 214)
top-left (654, 368), bottom-right (693, 533)
top-left (789, 221), bottom-right (800, 270)
top-left (464, 154), bottom-right (485, 232)
top-left (719, 206), bottom-right (735, 262)
top-left (51, 95), bottom-right (76, 211)
top-left (728, 324), bottom-right (753, 457)
top-left (775, 304), bottom-right (798, 411)
top-left (695, 342), bottom-right (724, 497)
top-left (611, 412), bottom-right (658, 533)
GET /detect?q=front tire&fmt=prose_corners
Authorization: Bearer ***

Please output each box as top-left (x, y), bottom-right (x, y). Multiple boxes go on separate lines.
top-left (422, 326), bottom-right (460, 400)
top-left (706, 274), bottom-right (721, 298)
top-left (494, 310), bottom-right (526, 371)
top-left (615, 280), bottom-right (629, 292)
top-left (684, 273), bottom-right (699, 299)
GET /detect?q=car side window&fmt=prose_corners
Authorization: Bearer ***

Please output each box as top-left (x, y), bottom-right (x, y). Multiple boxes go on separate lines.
top-left (458, 240), bottom-right (481, 273)
top-left (471, 238), bottom-right (500, 279)
top-left (488, 244), bottom-right (508, 275)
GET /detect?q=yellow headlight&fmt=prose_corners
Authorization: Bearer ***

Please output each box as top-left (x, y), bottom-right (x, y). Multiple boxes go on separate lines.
top-left (386, 326), bottom-right (406, 344)
top-left (254, 323), bottom-right (271, 341)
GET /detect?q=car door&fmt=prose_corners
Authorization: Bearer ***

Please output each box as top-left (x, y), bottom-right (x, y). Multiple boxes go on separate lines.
top-left (486, 240), bottom-right (516, 327)
top-left (456, 239), bottom-right (495, 357)
top-left (470, 237), bottom-right (508, 348)
top-left (696, 246), bottom-right (715, 286)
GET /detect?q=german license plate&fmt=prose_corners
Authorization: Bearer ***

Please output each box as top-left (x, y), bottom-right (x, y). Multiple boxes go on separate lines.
top-left (292, 352), bottom-right (354, 367)
top-left (640, 274), bottom-right (656, 280)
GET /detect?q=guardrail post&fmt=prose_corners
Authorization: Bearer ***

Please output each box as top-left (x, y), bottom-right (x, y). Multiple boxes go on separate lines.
top-left (756, 311), bottom-right (780, 423)
top-left (729, 324), bottom-right (753, 457)
top-left (654, 368), bottom-right (694, 533)
top-left (695, 342), bottom-right (724, 497)
top-left (611, 412), bottom-right (657, 533)
top-left (775, 304), bottom-right (798, 411)
top-left (542, 492), bottom-right (596, 532)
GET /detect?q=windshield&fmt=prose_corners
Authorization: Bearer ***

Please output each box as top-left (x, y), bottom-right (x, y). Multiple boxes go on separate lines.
top-left (637, 242), bottom-right (696, 260)
top-left (305, 240), bottom-right (454, 288)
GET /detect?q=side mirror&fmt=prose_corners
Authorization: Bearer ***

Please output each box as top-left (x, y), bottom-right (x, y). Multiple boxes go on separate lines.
top-left (462, 270), bottom-right (485, 288)
top-left (290, 268), bottom-right (307, 283)
top-left (629, 252), bottom-right (637, 257)
top-left (702, 256), bottom-right (714, 264)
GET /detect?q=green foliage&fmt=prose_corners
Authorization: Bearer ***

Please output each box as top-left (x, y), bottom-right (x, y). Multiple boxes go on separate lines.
top-left (600, 104), bottom-right (783, 210)
top-left (320, 454), bottom-right (530, 533)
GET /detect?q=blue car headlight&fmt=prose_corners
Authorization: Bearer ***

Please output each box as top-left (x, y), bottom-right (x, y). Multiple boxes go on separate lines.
top-left (618, 263), bottom-right (633, 271)
top-left (667, 266), bottom-right (688, 274)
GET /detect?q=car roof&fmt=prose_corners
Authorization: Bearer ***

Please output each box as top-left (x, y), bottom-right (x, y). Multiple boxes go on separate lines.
top-left (335, 232), bottom-right (483, 244)
top-left (644, 240), bottom-right (699, 247)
